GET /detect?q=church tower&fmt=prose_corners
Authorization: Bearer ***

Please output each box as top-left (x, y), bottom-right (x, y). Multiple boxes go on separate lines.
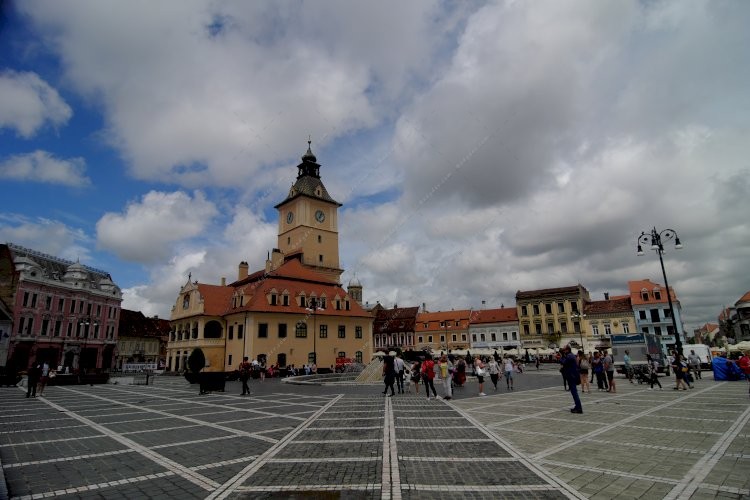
top-left (273, 141), bottom-right (344, 282)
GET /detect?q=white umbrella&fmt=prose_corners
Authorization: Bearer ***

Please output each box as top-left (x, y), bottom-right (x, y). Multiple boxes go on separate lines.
top-left (372, 351), bottom-right (385, 358)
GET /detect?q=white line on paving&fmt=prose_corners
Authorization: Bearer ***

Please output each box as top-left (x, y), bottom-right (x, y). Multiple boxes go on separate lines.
top-left (620, 424), bottom-right (722, 435)
top-left (303, 426), bottom-right (381, 430)
top-left (398, 438), bottom-right (493, 443)
top-left (120, 424), bottom-right (201, 435)
top-left (538, 459), bottom-right (679, 485)
top-left (267, 457), bottom-right (381, 463)
top-left (205, 395), bottom-right (343, 500)
top-left (294, 439), bottom-right (383, 443)
top-left (2, 449), bottom-right (135, 469)
top-left (60, 386), bottom-right (280, 444)
top-left (404, 484), bottom-right (562, 492)
top-left (531, 383), bottom-right (723, 460)
top-left (150, 435), bottom-right (236, 449)
top-left (724, 452), bottom-right (750, 459)
top-left (0, 424), bottom-right (89, 434)
top-left (33, 391), bottom-right (219, 492)
top-left (235, 484), bottom-right (379, 493)
top-left (594, 439), bottom-right (706, 455)
top-left (9, 471), bottom-right (178, 500)
top-left (0, 434), bottom-right (106, 448)
top-left (698, 483), bottom-right (750, 496)
top-left (446, 400), bottom-right (586, 499)
top-left (492, 428), bottom-right (561, 438)
top-left (399, 456), bottom-right (518, 462)
top-left (663, 403), bottom-right (750, 500)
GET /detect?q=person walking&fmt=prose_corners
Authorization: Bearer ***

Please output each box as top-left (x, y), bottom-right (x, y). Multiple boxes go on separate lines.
top-left (454, 356), bottom-right (466, 388)
top-left (239, 357), bottom-right (252, 396)
top-left (535, 355), bottom-right (541, 371)
top-left (603, 350), bottom-right (616, 393)
top-left (671, 353), bottom-right (690, 390)
top-left (382, 354), bottom-right (396, 397)
top-left (421, 355), bottom-right (438, 400)
top-left (487, 356), bottom-right (501, 391)
top-left (646, 354), bottom-right (662, 390)
top-left (687, 350), bottom-right (702, 380)
top-left (592, 351), bottom-right (607, 391)
top-left (438, 354), bottom-right (453, 400)
top-left (561, 345), bottom-right (582, 413)
top-left (623, 350), bottom-right (634, 384)
top-left (578, 351), bottom-right (591, 393)
top-left (739, 351), bottom-right (750, 396)
top-left (474, 357), bottom-right (487, 396)
top-left (37, 361), bottom-right (50, 396)
top-left (394, 354), bottom-right (406, 394)
top-left (26, 362), bottom-right (41, 398)
top-left (410, 360), bottom-right (422, 395)
top-left (259, 360), bottom-right (267, 382)
top-left (503, 356), bottom-right (515, 390)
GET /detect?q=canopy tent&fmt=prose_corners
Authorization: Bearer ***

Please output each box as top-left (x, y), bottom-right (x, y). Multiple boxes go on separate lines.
top-left (727, 341), bottom-right (750, 353)
top-left (371, 352), bottom-right (385, 358)
top-left (448, 349), bottom-right (469, 356)
top-left (712, 356), bottom-right (747, 381)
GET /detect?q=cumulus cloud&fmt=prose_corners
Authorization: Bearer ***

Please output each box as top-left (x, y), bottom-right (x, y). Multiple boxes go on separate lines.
top-left (96, 190), bottom-right (218, 263)
top-left (0, 150), bottom-right (90, 187)
top-left (0, 214), bottom-right (92, 263)
top-left (0, 70), bottom-right (72, 138)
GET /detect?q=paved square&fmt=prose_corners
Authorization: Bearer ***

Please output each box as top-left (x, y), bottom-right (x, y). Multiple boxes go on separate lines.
top-left (0, 371), bottom-right (748, 499)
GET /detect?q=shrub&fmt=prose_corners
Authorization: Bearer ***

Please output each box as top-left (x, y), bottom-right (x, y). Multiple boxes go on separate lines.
top-left (187, 348), bottom-right (206, 374)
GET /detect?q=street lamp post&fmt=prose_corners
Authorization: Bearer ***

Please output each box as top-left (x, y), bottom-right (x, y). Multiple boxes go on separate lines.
top-left (306, 298), bottom-right (324, 367)
top-left (571, 312), bottom-right (587, 351)
top-left (442, 321), bottom-right (450, 354)
top-left (637, 227), bottom-right (683, 354)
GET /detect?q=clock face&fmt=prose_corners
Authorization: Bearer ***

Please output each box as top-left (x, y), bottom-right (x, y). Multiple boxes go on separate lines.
top-left (286, 211), bottom-right (294, 224)
top-left (315, 210), bottom-right (325, 223)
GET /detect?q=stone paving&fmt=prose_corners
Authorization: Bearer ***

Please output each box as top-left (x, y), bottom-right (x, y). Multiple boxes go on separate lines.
top-left (0, 371), bottom-right (747, 499)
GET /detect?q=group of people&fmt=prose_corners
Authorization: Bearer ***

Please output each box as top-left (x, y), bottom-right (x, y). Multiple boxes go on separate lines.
top-left (24, 360), bottom-right (53, 398)
top-left (566, 349), bottom-right (618, 394)
top-left (382, 352), bottom-right (522, 400)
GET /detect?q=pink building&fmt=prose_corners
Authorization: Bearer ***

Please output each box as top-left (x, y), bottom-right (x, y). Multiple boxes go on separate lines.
top-left (0, 243), bottom-right (122, 373)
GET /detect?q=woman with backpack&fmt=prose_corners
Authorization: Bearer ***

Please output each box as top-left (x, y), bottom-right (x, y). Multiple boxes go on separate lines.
top-left (410, 360), bottom-right (422, 395)
top-left (421, 355), bottom-right (438, 400)
top-left (578, 351), bottom-right (591, 393)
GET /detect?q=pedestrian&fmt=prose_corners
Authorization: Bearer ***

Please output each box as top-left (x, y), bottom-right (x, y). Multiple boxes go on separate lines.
top-left (535, 356), bottom-right (540, 371)
top-left (687, 350), bottom-right (701, 380)
top-left (382, 354), bottom-right (396, 397)
top-left (454, 356), bottom-right (466, 387)
top-left (487, 356), bottom-right (500, 391)
top-left (38, 361), bottom-right (50, 396)
top-left (646, 354), bottom-right (662, 390)
top-left (560, 357), bottom-right (568, 391)
top-left (26, 362), bottom-right (40, 398)
top-left (438, 354), bottom-right (453, 400)
top-left (623, 350), bottom-right (634, 384)
top-left (503, 356), bottom-right (515, 390)
top-left (578, 351), bottom-right (591, 393)
top-left (259, 360), bottom-right (266, 382)
top-left (411, 360), bottom-right (422, 395)
top-left (671, 353), bottom-right (689, 390)
top-left (561, 344), bottom-right (582, 413)
top-left (738, 351), bottom-right (750, 396)
top-left (394, 353), bottom-right (406, 394)
top-left (239, 357), bottom-right (252, 395)
top-left (603, 350), bottom-right (616, 393)
top-left (421, 355), bottom-right (438, 400)
top-left (592, 351), bottom-right (607, 391)
top-left (475, 357), bottom-right (487, 396)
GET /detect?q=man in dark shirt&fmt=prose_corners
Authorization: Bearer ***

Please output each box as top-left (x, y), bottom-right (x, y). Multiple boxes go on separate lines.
top-left (382, 354), bottom-right (396, 396)
top-left (561, 345), bottom-right (582, 413)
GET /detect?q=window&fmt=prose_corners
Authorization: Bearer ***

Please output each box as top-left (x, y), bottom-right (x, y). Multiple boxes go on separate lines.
top-left (228, 354), bottom-right (233, 366)
top-left (228, 325), bottom-right (234, 340)
top-left (604, 323), bottom-right (611, 335)
top-left (642, 327), bottom-right (649, 334)
top-left (639, 310), bottom-right (647, 320)
top-left (440, 335), bottom-right (445, 343)
top-left (533, 304), bottom-right (540, 315)
top-left (655, 326), bottom-right (662, 335)
top-left (355, 326), bottom-right (362, 339)
top-left (523, 324), bottom-right (530, 335)
top-left (535, 324), bottom-right (542, 335)
top-left (283, 294), bottom-right (289, 306)
top-left (439, 321), bottom-right (445, 327)
top-left (558, 302), bottom-right (565, 313)
top-left (666, 325), bottom-right (675, 335)
top-left (318, 235), bottom-right (322, 243)
top-left (650, 309), bottom-right (660, 322)
top-left (67, 323), bottom-right (72, 337)
top-left (491, 333), bottom-right (496, 341)
top-left (23, 292), bottom-right (29, 307)
top-left (54, 321), bottom-right (61, 337)
top-left (592, 324), bottom-right (599, 335)
top-left (287, 237), bottom-right (291, 245)
top-left (295, 322), bottom-right (307, 338)
top-left (571, 302), bottom-right (579, 313)
top-left (271, 294), bottom-right (277, 306)
top-left (452, 334), bottom-right (457, 342)
top-left (41, 319), bottom-right (49, 336)
top-left (58, 298), bottom-right (64, 311)
top-left (512, 332), bottom-right (518, 340)
top-left (480, 333), bottom-right (486, 341)
top-left (521, 305), bottom-right (528, 316)
top-left (183, 294), bottom-right (190, 309)
top-left (337, 352), bottom-right (346, 359)
top-left (338, 325), bottom-right (346, 338)
top-left (258, 323), bottom-right (268, 338)
top-left (45, 296), bottom-right (52, 310)
top-left (345, 301), bottom-right (350, 311)
top-left (238, 325), bottom-right (244, 339)
top-left (472, 334), bottom-right (477, 342)
top-left (560, 321), bottom-right (568, 334)
top-left (462, 334), bottom-right (466, 341)
top-left (641, 290), bottom-right (649, 301)
top-left (355, 351), bottom-right (363, 363)
top-left (664, 308), bottom-right (672, 319)
top-left (503, 332), bottom-right (508, 341)
top-left (573, 322), bottom-right (581, 333)
top-left (70, 300), bottom-right (76, 314)
top-left (547, 322), bottom-right (554, 334)
top-left (31, 294), bottom-right (37, 308)
top-left (418, 336), bottom-right (423, 343)
top-left (428, 335), bottom-right (433, 343)
top-left (545, 303), bottom-right (552, 314)
top-left (455, 321), bottom-right (459, 326)
top-left (622, 322), bottom-right (630, 334)
top-left (320, 325), bottom-right (328, 338)
top-left (319, 254), bottom-right (323, 263)
top-left (278, 323), bottom-right (287, 338)
top-left (654, 290), bottom-right (662, 300)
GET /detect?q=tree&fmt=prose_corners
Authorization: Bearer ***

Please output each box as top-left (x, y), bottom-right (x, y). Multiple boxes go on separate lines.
top-left (187, 348), bottom-right (206, 374)
top-left (719, 317), bottom-right (737, 344)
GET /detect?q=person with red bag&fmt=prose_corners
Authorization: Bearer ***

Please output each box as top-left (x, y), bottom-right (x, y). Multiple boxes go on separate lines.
top-left (421, 355), bottom-right (438, 400)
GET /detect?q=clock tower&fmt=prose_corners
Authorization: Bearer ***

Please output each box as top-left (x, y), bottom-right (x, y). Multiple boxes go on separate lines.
top-left (273, 141), bottom-right (343, 282)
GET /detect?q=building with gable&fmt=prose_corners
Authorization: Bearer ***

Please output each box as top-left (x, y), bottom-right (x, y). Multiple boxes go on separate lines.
top-left (0, 243), bottom-right (122, 372)
top-left (581, 294), bottom-right (636, 352)
top-left (516, 285), bottom-right (590, 350)
top-left (372, 305), bottom-right (419, 352)
top-left (166, 143), bottom-right (373, 373)
top-left (628, 279), bottom-right (684, 353)
top-left (467, 307), bottom-right (520, 353)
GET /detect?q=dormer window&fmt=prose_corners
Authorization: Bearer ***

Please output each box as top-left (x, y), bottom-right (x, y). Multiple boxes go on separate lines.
top-left (641, 288), bottom-right (649, 301)
top-left (283, 294), bottom-right (289, 306)
top-left (299, 295), bottom-right (306, 308)
top-left (271, 294), bottom-right (277, 306)
top-left (654, 288), bottom-right (662, 300)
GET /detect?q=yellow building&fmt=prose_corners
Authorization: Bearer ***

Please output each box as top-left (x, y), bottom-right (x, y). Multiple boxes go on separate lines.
top-left (167, 143), bottom-right (373, 373)
top-left (516, 285), bottom-right (591, 350)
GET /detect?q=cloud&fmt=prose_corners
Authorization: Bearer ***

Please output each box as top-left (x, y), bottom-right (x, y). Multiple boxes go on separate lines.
top-left (0, 70), bottom-right (72, 138)
top-left (96, 190), bottom-right (218, 263)
top-left (0, 214), bottom-right (92, 262)
top-left (0, 150), bottom-right (91, 187)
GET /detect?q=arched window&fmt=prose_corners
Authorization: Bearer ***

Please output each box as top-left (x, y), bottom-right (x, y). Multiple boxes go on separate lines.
top-left (204, 320), bottom-right (223, 339)
top-left (295, 322), bottom-right (307, 338)
top-left (182, 294), bottom-right (190, 309)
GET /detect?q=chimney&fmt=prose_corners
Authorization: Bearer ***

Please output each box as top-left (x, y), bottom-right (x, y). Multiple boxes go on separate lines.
top-left (604, 292), bottom-right (610, 300)
top-left (238, 261), bottom-right (249, 280)
top-left (481, 300), bottom-right (486, 309)
top-left (422, 302), bottom-right (427, 313)
top-left (221, 277), bottom-right (226, 286)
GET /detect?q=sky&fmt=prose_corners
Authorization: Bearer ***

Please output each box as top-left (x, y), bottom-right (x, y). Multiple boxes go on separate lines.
top-left (0, 1), bottom-right (748, 333)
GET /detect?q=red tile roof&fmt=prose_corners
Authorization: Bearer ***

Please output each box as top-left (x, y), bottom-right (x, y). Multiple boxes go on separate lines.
top-left (628, 279), bottom-right (678, 306)
top-left (196, 284), bottom-right (235, 315)
top-left (469, 308), bottom-right (518, 324)
top-left (374, 307), bottom-right (420, 334)
top-left (415, 310), bottom-right (471, 332)
top-left (736, 291), bottom-right (750, 305)
top-left (583, 297), bottom-right (632, 315)
top-left (516, 284), bottom-right (588, 300)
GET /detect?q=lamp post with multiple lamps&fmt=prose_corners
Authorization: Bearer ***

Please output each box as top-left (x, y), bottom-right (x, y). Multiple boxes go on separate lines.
top-left (570, 312), bottom-right (587, 351)
top-left (637, 227), bottom-right (683, 354)
top-left (306, 298), bottom-right (324, 367)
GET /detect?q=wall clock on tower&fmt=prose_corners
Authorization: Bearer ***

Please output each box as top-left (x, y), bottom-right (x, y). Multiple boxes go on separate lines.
top-left (286, 211), bottom-right (294, 224)
top-left (315, 210), bottom-right (325, 223)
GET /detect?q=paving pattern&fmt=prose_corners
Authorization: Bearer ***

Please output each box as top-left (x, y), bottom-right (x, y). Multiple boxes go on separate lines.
top-left (0, 372), bottom-right (748, 499)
